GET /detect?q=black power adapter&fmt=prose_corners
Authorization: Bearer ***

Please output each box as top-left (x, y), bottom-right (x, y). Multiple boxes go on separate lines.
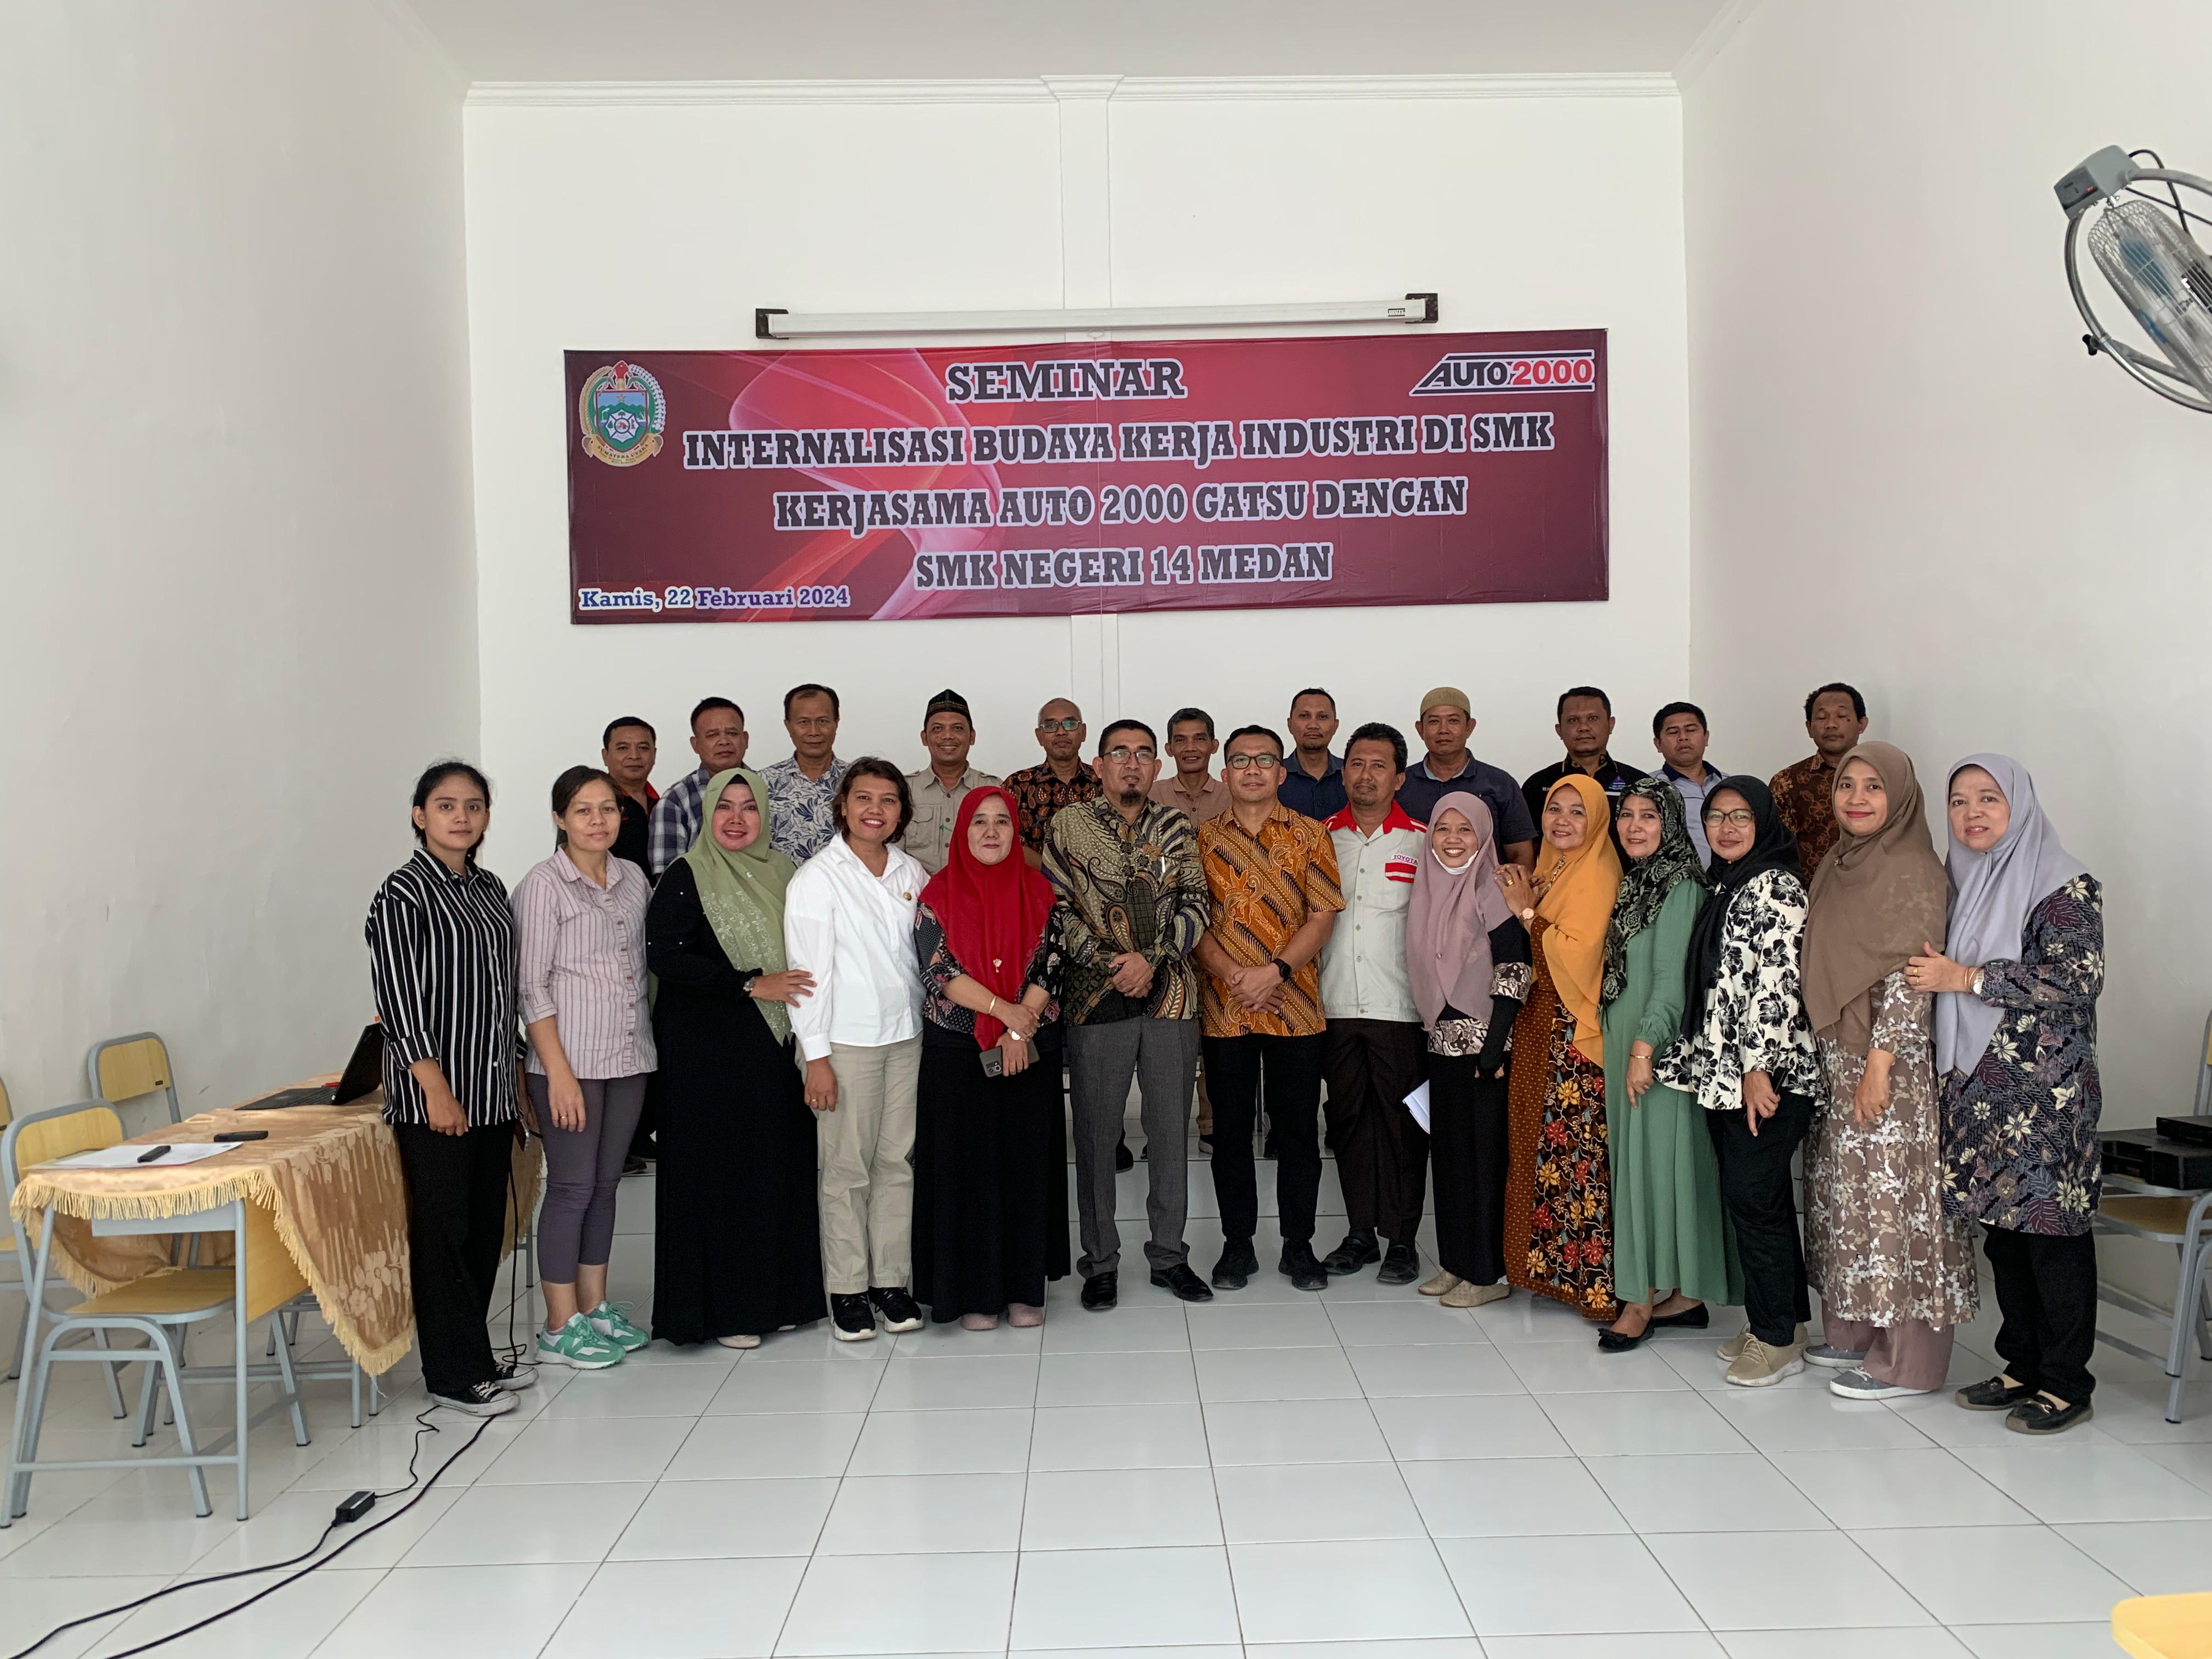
top-left (334, 1490), bottom-right (377, 1525)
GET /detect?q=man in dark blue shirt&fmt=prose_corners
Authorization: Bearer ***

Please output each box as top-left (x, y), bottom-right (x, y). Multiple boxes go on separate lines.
top-left (1395, 686), bottom-right (1537, 869)
top-left (1277, 687), bottom-right (1347, 821)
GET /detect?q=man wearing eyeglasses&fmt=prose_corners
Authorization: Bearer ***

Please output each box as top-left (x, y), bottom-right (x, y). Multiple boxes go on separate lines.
top-left (760, 683), bottom-right (849, 862)
top-left (1193, 725), bottom-right (1345, 1293)
top-left (1043, 720), bottom-right (1214, 1310)
top-left (1006, 698), bottom-right (1104, 871)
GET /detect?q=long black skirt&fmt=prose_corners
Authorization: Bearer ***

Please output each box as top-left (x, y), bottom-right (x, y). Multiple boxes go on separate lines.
top-left (651, 991), bottom-right (825, 1344)
top-left (1430, 1053), bottom-right (1510, 1285)
top-left (912, 1036), bottom-right (1070, 1321)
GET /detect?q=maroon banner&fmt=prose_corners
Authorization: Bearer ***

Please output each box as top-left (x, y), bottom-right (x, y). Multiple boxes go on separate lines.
top-left (565, 329), bottom-right (1606, 623)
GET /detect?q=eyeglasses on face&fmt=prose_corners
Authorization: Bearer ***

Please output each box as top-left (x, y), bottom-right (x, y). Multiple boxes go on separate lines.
top-left (1103, 746), bottom-right (1156, 764)
top-left (1224, 753), bottom-right (1282, 771)
top-left (1704, 808), bottom-right (1757, 828)
top-left (1039, 718), bottom-right (1082, 733)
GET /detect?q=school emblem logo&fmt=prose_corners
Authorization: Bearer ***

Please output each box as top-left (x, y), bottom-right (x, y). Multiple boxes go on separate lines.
top-left (578, 360), bottom-right (666, 466)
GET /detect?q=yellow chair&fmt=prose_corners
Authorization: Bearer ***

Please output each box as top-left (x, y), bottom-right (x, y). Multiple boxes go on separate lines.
top-left (86, 1033), bottom-right (183, 1125)
top-left (1, 1102), bottom-right (300, 1522)
top-left (3, 1084), bottom-right (129, 1409)
top-left (2115, 1593), bottom-right (2212, 1658)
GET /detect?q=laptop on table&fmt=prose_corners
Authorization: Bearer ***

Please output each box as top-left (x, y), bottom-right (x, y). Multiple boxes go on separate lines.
top-left (238, 1023), bottom-right (385, 1111)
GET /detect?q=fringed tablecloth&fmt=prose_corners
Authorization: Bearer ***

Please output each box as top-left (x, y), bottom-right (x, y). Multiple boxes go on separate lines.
top-left (9, 1086), bottom-right (541, 1375)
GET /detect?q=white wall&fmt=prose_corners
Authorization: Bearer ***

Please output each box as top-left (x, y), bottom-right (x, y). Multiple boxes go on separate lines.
top-left (462, 81), bottom-right (1691, 872)
top-left (0, 4), bottom-right (478, 1123)
top-left (1684, 2), bottom-right (2212, 1280)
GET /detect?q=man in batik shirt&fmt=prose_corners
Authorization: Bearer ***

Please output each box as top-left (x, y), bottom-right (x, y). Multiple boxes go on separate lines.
top-left (1043, 719), bottom-right (1212, 1312)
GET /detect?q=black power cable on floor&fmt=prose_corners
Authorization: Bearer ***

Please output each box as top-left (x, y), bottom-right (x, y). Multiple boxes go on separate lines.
top-left (3, 1395), bottom-right (494, 1659)
top-left (6, 1124), bottom-right (552, 1659)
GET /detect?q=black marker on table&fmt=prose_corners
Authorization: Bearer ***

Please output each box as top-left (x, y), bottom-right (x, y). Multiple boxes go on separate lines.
top-left (136, 1145), bottom-right (171, 1164)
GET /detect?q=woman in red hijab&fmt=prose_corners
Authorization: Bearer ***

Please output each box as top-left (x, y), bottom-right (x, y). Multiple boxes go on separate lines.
top-left (910, 786), bottom-right (1071, 1329)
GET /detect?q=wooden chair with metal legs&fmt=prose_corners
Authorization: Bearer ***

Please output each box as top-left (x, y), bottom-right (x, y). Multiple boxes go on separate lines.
top-left (85, 1037), bottom-right (382, 1427)
top-left (86, 1034), bottom-right (184, 1126)
top-left (2, 1087), bottom-right (129, 1417)
top-left (1, 1103), bottom-right (306, 1522)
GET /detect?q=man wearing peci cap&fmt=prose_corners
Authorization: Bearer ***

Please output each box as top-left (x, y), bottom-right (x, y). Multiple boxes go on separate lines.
top-left (902, 689), bottom-right (1001, 875)
top-left (1395, 687), bottom-right (1538, 870)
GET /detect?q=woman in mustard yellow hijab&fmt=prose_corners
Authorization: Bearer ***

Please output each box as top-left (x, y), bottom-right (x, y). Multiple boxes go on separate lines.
top-left (1494, 774), bottom-right (1624, 1318)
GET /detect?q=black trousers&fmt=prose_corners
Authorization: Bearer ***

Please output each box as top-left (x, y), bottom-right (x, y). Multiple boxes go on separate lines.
top-left (1323, 1021), bottom-right (1429, 1243)
top-left (1205, 1032), bottom-right (1325, 1247)
top-left (1983, 1224), bottom-right (2098, 1403)
top-left (392, 1120), bottom-right (515, 1397)
top-left (1430, 1053), bottom-right (1510, 1284)
top-left (1707, 1091), bottom-right (1815, 1346)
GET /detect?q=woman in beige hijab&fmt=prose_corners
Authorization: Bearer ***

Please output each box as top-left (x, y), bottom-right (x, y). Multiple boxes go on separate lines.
top-left (1801, 741), bottom-right (1977, 1398)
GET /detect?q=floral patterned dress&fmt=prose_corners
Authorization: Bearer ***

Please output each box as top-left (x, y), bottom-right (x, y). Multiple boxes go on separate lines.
top-left (1503, 914), bottom-right (1615, 1318)
top-left (1805, 971), bottom-right (1979, 1326)
top-left (1941, 876), bottom-right (2105, 1237)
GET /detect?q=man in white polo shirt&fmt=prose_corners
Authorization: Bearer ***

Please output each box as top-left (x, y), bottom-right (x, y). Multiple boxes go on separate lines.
top-left (1317, 721), bottom-right (1430, 1285)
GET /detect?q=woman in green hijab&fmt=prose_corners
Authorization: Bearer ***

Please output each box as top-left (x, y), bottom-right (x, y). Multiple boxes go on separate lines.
top-left (646, 769), bottom-right (825, 1347)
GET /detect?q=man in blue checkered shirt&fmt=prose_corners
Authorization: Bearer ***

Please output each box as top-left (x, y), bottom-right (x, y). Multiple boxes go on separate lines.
top-left (646, 697), bottom-right (749, 877)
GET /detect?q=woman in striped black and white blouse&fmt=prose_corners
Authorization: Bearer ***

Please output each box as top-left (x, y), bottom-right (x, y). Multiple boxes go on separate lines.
top-left (514, 766), bottom-right (657, 1371)
top-left (365, 760), bottom-right (533, 1418)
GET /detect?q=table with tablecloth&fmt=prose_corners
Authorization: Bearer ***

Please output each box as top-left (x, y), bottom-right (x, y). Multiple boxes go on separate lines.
top-left (8, 1086), bottom-right (541, 1375)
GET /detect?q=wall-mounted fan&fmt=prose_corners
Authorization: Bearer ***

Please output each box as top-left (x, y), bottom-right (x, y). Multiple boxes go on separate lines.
top-left (2056, 146), bottom-right (2212, 412)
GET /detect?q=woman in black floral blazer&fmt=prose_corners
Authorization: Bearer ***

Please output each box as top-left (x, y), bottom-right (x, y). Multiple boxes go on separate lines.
top-left (1909, 755), bottom-right (2103, 1436)
top-left (1656, 777), bottom-right (1825, 1389)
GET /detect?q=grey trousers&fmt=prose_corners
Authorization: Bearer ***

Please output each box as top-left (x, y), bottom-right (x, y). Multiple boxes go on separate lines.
top-left (1067, 1015), bottom-right (1200, 1277)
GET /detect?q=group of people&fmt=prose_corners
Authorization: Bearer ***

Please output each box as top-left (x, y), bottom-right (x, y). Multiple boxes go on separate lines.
top-left (364, 677), bottom-right (2106, 1440)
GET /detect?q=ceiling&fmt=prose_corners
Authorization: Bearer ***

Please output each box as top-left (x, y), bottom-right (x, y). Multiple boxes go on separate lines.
top-left (400, 0), bottom-right (1734, 83)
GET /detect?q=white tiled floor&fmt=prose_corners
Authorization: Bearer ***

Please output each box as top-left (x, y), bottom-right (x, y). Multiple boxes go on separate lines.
top-left (3, 1132), bottom-right (2207, 1659)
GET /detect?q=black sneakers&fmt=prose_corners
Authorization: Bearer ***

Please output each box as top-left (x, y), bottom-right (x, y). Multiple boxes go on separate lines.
top-left (870, 1286), bottom-right (924, 1333)
top-left (1210, 1239), bottom-right (1259, 1291)
top-left (431, 1380), bottom-right (518, 1417)
top-left (830, 1293), bottom-right (877, 1341)
top-left (492, 1361), bottom-right (537, 1393)
top-left (1323, 1229), bottom-right (1380, 1276)
top-left (1279, 1242), bottom-right (1328, 1292)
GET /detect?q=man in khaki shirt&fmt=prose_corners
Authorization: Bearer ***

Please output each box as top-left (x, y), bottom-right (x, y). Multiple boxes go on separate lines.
top-left (902, 689), bottom-right (1000, 874)
top-left (1150, 706), bottom-right (1231, 823)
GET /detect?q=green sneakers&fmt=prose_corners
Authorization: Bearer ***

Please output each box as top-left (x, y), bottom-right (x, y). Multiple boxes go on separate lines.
top-left (538, 1313), bottom-right (624, 1370)
top-left (586, 1301), bottom-right (651, 1352)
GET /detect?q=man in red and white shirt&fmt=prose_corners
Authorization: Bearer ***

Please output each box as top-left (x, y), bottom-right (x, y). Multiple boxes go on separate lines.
top-left (1318, 722), bottom-right (1430, 1286)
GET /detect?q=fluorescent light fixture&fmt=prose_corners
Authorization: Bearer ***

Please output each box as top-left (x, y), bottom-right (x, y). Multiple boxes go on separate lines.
top-left (754, 294), bottom-right (1438, 340)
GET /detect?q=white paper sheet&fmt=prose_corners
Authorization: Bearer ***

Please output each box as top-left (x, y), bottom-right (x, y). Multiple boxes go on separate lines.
top-left (1403, 1080), bottom-right (1431, 1133)
top-left (44, 1143), bottom-right (235, 1170)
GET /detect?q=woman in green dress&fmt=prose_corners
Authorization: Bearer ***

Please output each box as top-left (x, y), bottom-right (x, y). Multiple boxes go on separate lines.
top-left (1597, 777), bottom-right (1741, 1352)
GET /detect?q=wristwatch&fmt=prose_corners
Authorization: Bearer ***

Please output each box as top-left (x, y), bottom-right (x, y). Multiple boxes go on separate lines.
top-left (1519, 906), bottom-right (1537, 923)
top-left (1271, 957), bottom-right (1293, 983)
top-left (1971, 968), bottom-right (1986, 998)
